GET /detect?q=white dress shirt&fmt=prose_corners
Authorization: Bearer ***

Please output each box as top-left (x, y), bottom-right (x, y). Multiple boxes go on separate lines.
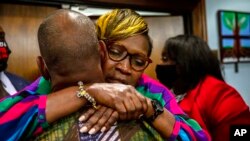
top-left (0, 71), bottom-right (17, 95)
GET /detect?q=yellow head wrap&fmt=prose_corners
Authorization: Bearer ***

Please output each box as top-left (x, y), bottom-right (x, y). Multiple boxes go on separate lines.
top-left (96, 9), bottom-right (149, 41)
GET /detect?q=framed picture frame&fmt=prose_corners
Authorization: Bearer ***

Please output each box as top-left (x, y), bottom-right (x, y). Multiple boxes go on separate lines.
top-left (217, 10), bottom-right (250, 63)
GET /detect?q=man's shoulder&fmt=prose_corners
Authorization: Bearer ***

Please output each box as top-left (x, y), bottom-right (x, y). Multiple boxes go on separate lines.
top-left (14, 76), bottom-right (51, 95)
top-left (27, 76), bottom-right (51, 94)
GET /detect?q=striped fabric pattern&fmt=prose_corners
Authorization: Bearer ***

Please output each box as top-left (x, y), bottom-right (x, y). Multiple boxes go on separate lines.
top-left (0, 77), bottom-right (49, 141)
top-left (35, 112), bottom-right (78, 141)
top-left (35, 114), bottom-right (164, 141)
top-left (95, 125), bottom-right (120, 141)
top-left (0, 74), bottom-right (210, 141)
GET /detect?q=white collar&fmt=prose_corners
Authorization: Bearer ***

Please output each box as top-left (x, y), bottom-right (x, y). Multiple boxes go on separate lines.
top-left (0, 71), bottom-right (17, 95)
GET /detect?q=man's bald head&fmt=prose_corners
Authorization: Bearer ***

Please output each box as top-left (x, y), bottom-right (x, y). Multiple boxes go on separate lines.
top-left (38, 9), bottom-right (99, 76)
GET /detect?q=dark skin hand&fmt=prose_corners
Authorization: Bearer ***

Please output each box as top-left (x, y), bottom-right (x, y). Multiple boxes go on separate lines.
top-left (87, 83), bottom-right (148, 120)
top-left (78, 83), bottom-right (150, 134)
top-left (46, 83), bottom-right (148, 125)
top-left (79, 92), bottom-right (175, 139)
top-left (78, 106), bottom-right (119, 134)
top-left (78, 97), bottom-right (154, 134)
top-left (80, 77), bottom-right (156, 133)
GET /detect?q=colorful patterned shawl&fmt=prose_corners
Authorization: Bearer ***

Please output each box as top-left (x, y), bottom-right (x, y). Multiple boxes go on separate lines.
top-left (0, 74), bottom-right (210, 141)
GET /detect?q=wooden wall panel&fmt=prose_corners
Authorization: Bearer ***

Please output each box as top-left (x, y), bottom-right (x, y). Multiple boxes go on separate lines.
top-left (0, 3), bottom-right (184, 81)
top-left (0, 4), bottom-right (58, 81)
top-left (192, 0), bottom-right (207, 41)
top-left (144, 16), bottom-right (184, 79)
top-left (9, 0), bottom-right (199, 14)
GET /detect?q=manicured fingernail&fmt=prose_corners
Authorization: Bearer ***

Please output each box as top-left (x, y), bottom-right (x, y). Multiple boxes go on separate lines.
top-left (89, 128), bottom-right (96, 134)
top-left (101, 127), bottom-right (106, 132)
top-left (80, 126), bottom-right (88, 133)
top-left (79, 116), bottom-right (85, 121)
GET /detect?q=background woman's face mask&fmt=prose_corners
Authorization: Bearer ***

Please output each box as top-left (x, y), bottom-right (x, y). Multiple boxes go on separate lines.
top-left (0, 31), bottom-right (11, 71)
top-left (155, 64), bottom-right (177, 89)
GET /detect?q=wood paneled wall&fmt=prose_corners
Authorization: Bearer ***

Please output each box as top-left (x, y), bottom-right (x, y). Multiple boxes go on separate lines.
top-left (0, 3), bottom-right (184, 81)
top-left (192, 0), bottom-right (207, 41)
top-left (144, 16), bottom-right (184, 79)
top-left (0, 4), bottom-right (58, 81)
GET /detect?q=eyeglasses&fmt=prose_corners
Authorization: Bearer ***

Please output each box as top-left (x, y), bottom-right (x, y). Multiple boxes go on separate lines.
top-left (106, 42), bottom-right (152, 71)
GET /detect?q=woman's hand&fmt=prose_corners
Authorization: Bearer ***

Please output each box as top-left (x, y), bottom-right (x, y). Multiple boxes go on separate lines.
top-left (86, 83), bottom-right (148, 120)
top-left (78, 105), bottom-right (118, 134)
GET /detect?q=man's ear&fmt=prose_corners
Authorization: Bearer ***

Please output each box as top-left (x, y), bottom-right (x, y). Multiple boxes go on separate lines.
top-left (36, 56), bottom-right (51, 80)
top-left (98, 40), bottom-right (107, 63)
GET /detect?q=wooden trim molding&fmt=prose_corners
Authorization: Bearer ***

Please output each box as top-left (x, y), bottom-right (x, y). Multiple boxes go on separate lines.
top-left (7, 0), bottom-right (199, 14)
top-left (192, 0), bottom-right (207, 41)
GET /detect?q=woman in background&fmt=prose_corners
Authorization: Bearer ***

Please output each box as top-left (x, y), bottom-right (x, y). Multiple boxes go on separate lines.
top-left (156, 34), bottom-right (250, 141)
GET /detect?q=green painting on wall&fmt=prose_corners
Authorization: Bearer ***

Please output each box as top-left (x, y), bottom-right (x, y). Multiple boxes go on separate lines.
top-left (218, 10), bottom-right (250, 63)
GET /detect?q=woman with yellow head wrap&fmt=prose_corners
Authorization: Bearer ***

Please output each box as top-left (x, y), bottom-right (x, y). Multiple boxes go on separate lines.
top-left (0, 8), bottom-right (209, 141)
top-left (80, 8), bottom-right (210, 141)
top-left (96, 9), bottom-right (152, 56)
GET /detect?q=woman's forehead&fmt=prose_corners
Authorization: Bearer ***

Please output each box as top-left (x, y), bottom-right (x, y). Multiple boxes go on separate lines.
top-left (114, 35), bottom-right (149, 56)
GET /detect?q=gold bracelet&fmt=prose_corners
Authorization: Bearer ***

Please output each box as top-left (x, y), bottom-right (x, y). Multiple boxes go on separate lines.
top-left (76, 81), bottom-right (97, 109)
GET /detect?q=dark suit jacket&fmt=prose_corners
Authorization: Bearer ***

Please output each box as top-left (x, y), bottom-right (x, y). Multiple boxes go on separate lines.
top-left (4, 71), bottom-right (30, 91)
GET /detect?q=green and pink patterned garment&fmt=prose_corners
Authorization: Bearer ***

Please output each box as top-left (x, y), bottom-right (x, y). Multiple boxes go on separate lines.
top-left (0, 74), bottom-right (210, 141)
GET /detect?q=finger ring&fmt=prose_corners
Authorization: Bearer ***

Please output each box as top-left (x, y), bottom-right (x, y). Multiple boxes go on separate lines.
top-left (139, 114), bottom-right (144, 119)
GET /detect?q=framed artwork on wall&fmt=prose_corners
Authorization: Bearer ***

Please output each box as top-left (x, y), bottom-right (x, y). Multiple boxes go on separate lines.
top-left (218, 10), bottom-right (250, 64)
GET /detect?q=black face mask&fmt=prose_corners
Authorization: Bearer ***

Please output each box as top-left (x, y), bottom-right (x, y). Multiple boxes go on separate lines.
top-left (0, 61), bottom-right (8, 71)
top-left (155, 64), bottom-right (177, 89)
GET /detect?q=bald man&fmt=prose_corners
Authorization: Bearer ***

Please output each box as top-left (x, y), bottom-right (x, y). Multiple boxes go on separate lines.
top-left (0, 9), bottom-right (148, 140)
top-left (1, 9), bottom-right (209, 141)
